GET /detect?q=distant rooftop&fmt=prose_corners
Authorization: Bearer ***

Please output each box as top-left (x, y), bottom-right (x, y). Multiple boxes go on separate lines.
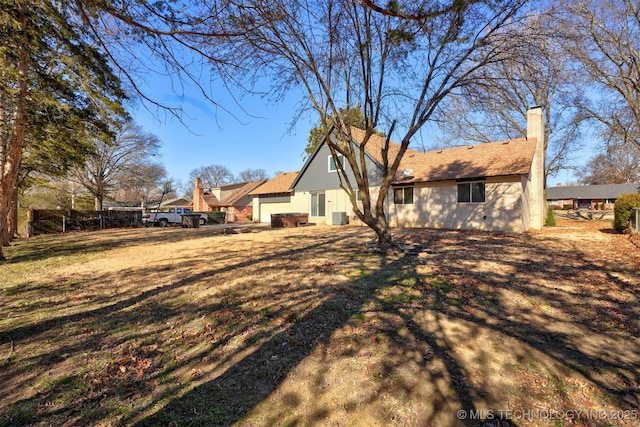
top-left (250, 171), bottom-right (299, 195)
top-left (547, 183), bottom-right (639, 199)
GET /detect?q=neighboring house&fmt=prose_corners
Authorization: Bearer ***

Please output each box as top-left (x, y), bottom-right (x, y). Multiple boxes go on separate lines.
top-left (192, 178), bottom-right (266, 222)
top-left (248, 171), bottom-right (299, 223)
top-left (251, 107), bottom-right (546, 233)
top-left (144, 197), bottom-right (192, 211)
top-left (160, 197), bottom-right (192, 208)
top-left (547, 183), bottom-right (640, 210)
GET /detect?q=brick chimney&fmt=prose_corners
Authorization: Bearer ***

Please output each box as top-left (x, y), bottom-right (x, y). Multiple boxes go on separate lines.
top-left (526, 106), bottom-right (545, 230)
top-left (193, 178), bottom-right (204, 211)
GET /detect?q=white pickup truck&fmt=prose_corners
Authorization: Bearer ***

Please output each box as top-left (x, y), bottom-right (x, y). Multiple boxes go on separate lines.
top-left (142, 207), bottom-right (208, 227)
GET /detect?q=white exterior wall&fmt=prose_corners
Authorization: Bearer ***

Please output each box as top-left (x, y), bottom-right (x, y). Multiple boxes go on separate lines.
top-left (290, 192), bottom-right (311, 214)
top-left (520, 175), bottom-right (532, 231)
top-left (252, 192), bottom-right (309, 223)
top-left (255, 177), bottom-right (527, 232)
top-left (526, 107), bottom-right (545, 230)
top-left (252, 197), bottom-right (258, 221)
top-left (253, 190), bottom-right (361, 225)
top-left (387, 177), bottom-right (525, 232)
top-left (295, 188), bottom-right (358, 225)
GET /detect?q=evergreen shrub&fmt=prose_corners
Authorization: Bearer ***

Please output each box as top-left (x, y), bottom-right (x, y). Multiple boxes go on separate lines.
top-left (545, 205), bottom-right (556, 227)
top-left (613, 194), bottom-right (640, 233)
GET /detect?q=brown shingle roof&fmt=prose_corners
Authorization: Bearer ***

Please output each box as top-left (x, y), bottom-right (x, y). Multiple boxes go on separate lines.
top-left (203, 194), bottom-right (220, 207)
top-left (216, 182), bottom-right (248, 192)
top-left (348, 127), bottom-right (421, 167)
top-left (249, 171), bottom-right (299, 195)
top-left (395, 138), bottom-right (536, 183)
top-left (345, 127), bottom-right (536, 182)
top-left (220, 180), bottom-right (267, 206)
top-left (290, 125), bottom-right (536, 189)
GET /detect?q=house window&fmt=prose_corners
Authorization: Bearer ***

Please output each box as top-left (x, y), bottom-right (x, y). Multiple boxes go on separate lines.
top-left (328, 154), bottom-right (343, 172)
top-left (457, 181), bottom-right (486, 203)
top-left (311, 192), bottom-right (325, 217)
top-left (355, 189), bottom-right (362, 202)
top-left (393, 186), bottom-right (413, 204)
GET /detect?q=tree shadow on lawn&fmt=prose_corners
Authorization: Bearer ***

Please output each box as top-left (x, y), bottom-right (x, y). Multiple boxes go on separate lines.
top-left (136, 230), bottom-right (638, 426)
top-left (1, 227), bottom-right (638, 426)
top-left (408, 230), bottom-right (639, 400)
top-left (0, 227), bottom-right (351, 347)
top-left (1, 230), bottom-right (366, 424)
top-left (2, 224), bottom-right (269, 265)
top-left (130, 244), bottom-right (486, 427)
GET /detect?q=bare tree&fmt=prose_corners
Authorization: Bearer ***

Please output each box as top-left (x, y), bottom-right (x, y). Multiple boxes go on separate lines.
top-left (559, 0), bottom-right (640, 150)
top-left (164, 178), bottom-right (186, 200)
top-left (188, 164), bottom-right (235, 188)
top-left (210, 0), bottom-right (530, 246)
top-left (577, 143), bottom-right (640, 185)
top-left (70, 122), bottom-right (161, 210)
top-left (76, 0), bottom-right (531, 246)
top-left (74, 0), bottom-right (247, 121)
top-left (238, 168), bottom-right (268, 182)
top-left (116, 162), bottom-right (168, 205)
top-left (434, 9), bottom-right (586, 185)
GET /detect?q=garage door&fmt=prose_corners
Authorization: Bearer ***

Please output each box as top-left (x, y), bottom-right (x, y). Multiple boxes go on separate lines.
top-left (259, 202), bottom-right (292, 223)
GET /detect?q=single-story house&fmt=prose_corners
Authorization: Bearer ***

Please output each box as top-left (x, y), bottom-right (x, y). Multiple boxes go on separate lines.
top-left (250, 107), bottom-right (546, 233)
top-left (192, 178), bottom-right (266, 222)
top-left (143, 197), bottom-right (192, 211)
top-left (547, 183), bottom-right (640, 210)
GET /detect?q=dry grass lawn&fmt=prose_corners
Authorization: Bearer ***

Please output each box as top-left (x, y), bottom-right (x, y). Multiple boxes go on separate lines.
top-left (1, 219), bottom-right (639, 426)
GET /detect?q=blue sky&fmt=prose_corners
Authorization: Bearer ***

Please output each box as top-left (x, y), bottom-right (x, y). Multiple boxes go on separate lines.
top-left (130, 76), bottom-right (315, 193)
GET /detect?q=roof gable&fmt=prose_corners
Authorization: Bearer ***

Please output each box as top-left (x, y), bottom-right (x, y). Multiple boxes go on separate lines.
top-left (291, 125), bottom-right (397, 189)
top-left (348, 127), bottom-right (421, 166)
top-left (220, 180), bottom-right (267, 206)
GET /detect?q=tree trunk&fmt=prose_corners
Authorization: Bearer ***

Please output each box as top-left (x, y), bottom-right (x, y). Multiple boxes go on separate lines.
top-left (2, 186), bottom-right (19, 246)
top-left (374, 216), bottom-right (392, 247)
top-left (11, 186), bottom-right (19, 238)
top-left (356, 200), bottom-right (393, 247)
top-left (0, 2), bottom-right (28, 260)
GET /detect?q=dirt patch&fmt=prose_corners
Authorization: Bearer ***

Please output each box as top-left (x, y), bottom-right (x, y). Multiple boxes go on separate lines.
top-left (1, 221), bottom-right (639, 426)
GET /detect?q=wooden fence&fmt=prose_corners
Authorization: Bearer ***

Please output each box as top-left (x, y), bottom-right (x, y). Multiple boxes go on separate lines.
top-left (26, 209), bottom-right (142, 236)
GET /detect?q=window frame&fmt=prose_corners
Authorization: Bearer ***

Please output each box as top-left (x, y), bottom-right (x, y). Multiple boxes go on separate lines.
top-left (457, 180), bottom-right (486, 204)
top-left (393, 186), bottom-right (414, 205)
top-left (328, 154), bottom-right (344, 173)
top-left (310, 192), bottom-right (326, 217)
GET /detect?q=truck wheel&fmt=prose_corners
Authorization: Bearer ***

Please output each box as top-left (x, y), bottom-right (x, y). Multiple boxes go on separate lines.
top-left (158, 218), bottom-right (168, 227)
top-left (199, 218), bottom-right (206, 226)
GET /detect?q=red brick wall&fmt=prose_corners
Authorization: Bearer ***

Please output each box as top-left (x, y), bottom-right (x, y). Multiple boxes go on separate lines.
top-left (192, 179), bottom-right (207, 212)
top-left (226, 206), bottom-right (253, 222)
